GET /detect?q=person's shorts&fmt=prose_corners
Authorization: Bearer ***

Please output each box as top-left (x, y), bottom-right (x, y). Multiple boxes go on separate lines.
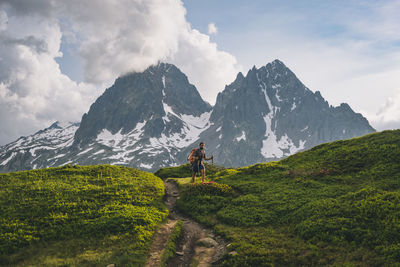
top-left (192, 163), bottom-right (205, 173)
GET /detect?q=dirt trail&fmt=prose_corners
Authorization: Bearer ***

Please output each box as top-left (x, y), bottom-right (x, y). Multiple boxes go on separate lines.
top-left (146, 180), bottom-right (226, 267)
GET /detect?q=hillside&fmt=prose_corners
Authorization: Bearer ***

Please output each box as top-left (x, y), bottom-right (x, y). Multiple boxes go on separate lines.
top-left (0, 165), bottom-right (168, 266)
top-left (161, 130), bottom-right (400, 266)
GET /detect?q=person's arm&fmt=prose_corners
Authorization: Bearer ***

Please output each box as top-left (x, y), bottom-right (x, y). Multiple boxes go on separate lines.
top-left (205, 153), bottom-right (214, 161)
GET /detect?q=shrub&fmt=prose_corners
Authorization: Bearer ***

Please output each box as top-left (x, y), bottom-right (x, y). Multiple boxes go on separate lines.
top-left (184, 181), bottom-right (236, 197)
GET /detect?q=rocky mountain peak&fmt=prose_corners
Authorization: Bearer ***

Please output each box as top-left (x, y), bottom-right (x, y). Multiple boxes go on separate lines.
top-left (195, 60), bottom-right (375, 167)
top-left (73, 63), bottom-right (211, 146)
top-left (0, 60), bottom-right (375, 173)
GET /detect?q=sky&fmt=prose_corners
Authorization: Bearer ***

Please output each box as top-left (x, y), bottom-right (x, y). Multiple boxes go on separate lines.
top-left (0, 0), bottom-right (399, 145)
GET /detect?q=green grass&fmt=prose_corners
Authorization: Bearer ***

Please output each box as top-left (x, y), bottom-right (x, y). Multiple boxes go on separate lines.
top-left (160, 220), bottom-right (183, 267)
top-left (0, 164), bottom-right (168, 266)
top-left (155, 163), bottom-right (225, 179)
top-left (166, 130), bottom-right (400, 266)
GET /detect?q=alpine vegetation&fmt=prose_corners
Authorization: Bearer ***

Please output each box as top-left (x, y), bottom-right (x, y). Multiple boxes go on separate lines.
top-left (167, 129), bottom-right (400, 266)
top-left (0, 165), bottom-right (167, 266)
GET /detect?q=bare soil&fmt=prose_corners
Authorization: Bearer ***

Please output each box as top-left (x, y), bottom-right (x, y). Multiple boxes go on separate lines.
top-left (146, 180), bottom-right (226, 267)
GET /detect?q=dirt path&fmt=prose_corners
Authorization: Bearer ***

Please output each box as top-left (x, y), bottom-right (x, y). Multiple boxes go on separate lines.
top-left (146, 180), bottom-right (226, 267)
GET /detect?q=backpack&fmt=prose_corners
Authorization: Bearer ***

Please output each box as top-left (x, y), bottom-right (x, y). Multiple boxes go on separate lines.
top-left (187, 148), bottom-right (197, 164)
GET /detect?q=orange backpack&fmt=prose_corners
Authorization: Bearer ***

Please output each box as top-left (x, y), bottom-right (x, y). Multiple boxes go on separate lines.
top-left (187, 148), bottom-right (197, 164)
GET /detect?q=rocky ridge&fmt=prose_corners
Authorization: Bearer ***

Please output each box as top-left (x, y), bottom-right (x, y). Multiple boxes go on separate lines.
top-left (0, 60), bottom-right (375, 172)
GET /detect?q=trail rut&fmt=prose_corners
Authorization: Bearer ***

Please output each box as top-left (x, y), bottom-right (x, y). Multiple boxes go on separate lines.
top-left (146, 180), bottom-right (226, 267)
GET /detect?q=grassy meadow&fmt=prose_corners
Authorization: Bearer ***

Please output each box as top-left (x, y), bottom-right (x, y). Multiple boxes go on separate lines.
top-left (161, 130), bottom-right (400, 266)
top-left (0, 165), bottom-right (168, 266)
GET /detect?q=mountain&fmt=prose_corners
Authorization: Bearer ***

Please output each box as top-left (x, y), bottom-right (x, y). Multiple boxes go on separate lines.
top-left (186, 60), bottom-right (375, 167)
top-left (1, 63), bottom-right (212, 172)
top-left (67, 63), bottom-right (212, 170)
top-left (0, 121), bottom-right (79, 172)
top-left (0, 60), bottom-right (375, 172)
top-left (73, 63), bottom-right (211, 146)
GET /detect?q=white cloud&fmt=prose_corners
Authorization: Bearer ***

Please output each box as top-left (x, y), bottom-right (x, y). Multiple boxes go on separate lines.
top-left (208, 22), bottom-right (218, 35)
top-left (348, 1), bottom-right (400, 43)
top-left (367, 87), bottom-right (400, 131)
top-left (61, 0), bottom-right (186, 83)
top-left (0, 9), bottom-right (7, 31)
top-left (0, 0), bottom-right (240, 145)
top-left (169, 28), bottom-right (240, 104)
top-left (0, 13), bottom-right (103, 145)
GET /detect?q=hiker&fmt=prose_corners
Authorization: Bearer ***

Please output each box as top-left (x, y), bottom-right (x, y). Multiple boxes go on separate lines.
top-left (190, 142), bottom-right (213, 184)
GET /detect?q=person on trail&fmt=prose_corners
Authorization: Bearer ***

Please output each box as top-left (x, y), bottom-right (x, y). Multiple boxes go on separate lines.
top-left (191, 142), bottom-right (213, 184)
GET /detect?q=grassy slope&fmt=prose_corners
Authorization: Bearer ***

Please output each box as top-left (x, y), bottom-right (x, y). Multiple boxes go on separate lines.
top-left (154, 163), bottom-right (225, 180)
top-left (159, 130), bottom-right (400, 266)
top-left (0, 164), bottom-right (168, 266)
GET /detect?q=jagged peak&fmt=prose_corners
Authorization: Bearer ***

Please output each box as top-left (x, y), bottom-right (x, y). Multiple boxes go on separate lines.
top-left (338, 103), bottom-right (352, 112)
top-left (265, 59), bottom-right (287, 70)
top-left (49, 121), bottom-right (79, 129)
top-left (272, 59), bottom-right (285, 66)
top-left (235, 72), bottom-right (244, 81)
top-left (118, 63), bottom-right (178, 80)
top-left (243, 59), bottom-right (290, 79)
top-left (145, 62), bottom-right (177, 75)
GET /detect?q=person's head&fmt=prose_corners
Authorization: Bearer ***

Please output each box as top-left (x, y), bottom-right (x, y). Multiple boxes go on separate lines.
top-left (199, 142), bottom-right (205, 149)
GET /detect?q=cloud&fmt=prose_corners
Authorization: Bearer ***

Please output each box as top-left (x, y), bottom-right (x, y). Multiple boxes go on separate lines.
top-left (0, 9), bottom-right (6, 31)
top-left (169, 28), bottom-right (240, 104)
top-left (347, 1), bottom-right (400, 43)
top-left (208, 22), bottom-right (218, 35)
top-left (3, 35), bottom-right (48, 53)
top-left (0, 13), bottom-right (102, 145)
top-left (367, 87), bottom-right (400, 131)
top-left (61, 0), bottom-right (187, 83)
top-left (0, 0), bottom-right (240, 145)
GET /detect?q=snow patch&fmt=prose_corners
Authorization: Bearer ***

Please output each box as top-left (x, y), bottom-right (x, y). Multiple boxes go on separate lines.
top-left (236, 131), bottom-right (246, 141)
top-left (162, 101), bottom-right (180, 123)
top-left (29, 146), bottom-right (58, 157)
top-left (1, 152), bottom-right (17, 165)
top-left (258, 74), bottom-right (306, 158)
top-left (92, 149), bottom-right (105, 155)
top-left (55, 121), bottom-right (74, 129)
top-left (51, 153), bottom-right (66, 160)
top-left (275, 91), bottom-right (282, 101)
top-left (179, 111), bottom-right (212, 146)
top-left (261, 119), bottom-right (306, 158)
top-left (301, 126), bottom-right (309, 132)
top-left (96, 121), bottom-right (145, 149)
top-left (257, 73), bottom-right (273, 112)
top-left (140, 163), bottom-right (153, 169)
top-left (96, 129), bottom-right (124, 146)
top-left (77, 147), bottom-right (94, 156)
top-left (147, 109), bottom-right (212, 151)
top-left (162, 75), bottom-right (166, 89)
